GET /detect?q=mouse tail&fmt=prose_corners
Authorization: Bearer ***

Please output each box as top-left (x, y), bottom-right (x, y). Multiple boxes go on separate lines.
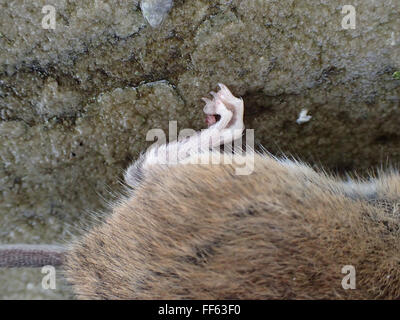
top-left (0, 244), bottom-right (66, 267)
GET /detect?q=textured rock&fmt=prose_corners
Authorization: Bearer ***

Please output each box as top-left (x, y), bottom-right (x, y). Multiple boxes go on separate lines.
top-left (0, 0), bottom-right (399, 298)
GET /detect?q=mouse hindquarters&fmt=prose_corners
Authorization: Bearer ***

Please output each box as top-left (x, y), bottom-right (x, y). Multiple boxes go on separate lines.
top-left (64, 153), bottom-right (400, 299)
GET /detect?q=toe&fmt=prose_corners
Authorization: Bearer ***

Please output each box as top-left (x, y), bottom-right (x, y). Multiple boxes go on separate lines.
top-left (214, 99), bottom-right (226, 114)
top-left (202, 97), bottom-right (211, 104)
top-left (218, 83), bottom-right (229, 91)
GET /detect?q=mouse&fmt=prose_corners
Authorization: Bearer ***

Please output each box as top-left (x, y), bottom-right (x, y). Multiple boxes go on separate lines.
top-left (2, 84), bottom-right (400, 299)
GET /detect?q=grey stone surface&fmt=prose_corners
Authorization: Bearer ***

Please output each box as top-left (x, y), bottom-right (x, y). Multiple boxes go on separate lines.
top-left (0, 0), bottom-right (399, 299)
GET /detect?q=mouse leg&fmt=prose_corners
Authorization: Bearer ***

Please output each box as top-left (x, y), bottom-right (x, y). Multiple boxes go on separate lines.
top-left (125, 84), bottom-right (245, 185)
top-left (200, 83), bottom-right (245, 148)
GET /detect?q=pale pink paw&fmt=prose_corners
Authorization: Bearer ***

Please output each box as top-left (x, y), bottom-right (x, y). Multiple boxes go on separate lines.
top-left (202, 83), bottom-right (244, 129)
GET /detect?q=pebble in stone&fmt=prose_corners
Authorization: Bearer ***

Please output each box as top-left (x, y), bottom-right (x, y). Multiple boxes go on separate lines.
top-left (140, 0), bottom-right (173, 28)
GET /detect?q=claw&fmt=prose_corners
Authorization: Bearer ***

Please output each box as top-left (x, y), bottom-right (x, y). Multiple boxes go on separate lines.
top-left (218, 83), bottom-right (228, 91)
top-left (217, 83), bottom-right (234, 101)
top-left (202, 97), bottom-right (211, 104)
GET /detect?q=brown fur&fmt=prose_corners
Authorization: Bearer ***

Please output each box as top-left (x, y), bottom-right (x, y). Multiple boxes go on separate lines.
top-left (64, 84), bottom-right (400, 299)
top-left (64, 153), bottom-right (400, 299)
